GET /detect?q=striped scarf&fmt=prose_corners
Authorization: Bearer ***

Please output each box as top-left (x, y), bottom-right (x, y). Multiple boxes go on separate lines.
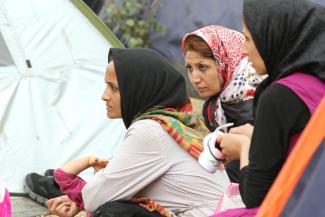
top-left (133, 108), bottom-right (210, 216)
top-left (136, 108), bottom-right (209, 159)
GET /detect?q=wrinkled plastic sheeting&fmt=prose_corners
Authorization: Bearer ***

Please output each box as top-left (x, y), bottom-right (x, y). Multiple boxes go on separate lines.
top-left (0, 0), bottom-right (125, 192)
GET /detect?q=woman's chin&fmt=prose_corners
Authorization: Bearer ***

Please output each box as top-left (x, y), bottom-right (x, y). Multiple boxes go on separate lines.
top-left (107, 112), bottom-right (115, 119)
top-left (197, 91), bottom-right (213, 99)
top-left (107, 112), bottom-right (122, 119)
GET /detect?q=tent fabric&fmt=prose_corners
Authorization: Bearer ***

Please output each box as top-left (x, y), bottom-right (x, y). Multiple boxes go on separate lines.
top-left (0, 0), bottom-right (125, 193)
top-left (256, 97), bottom-right (325, 217)
top-left (148, 0), bottom-right (325, 64)
top-left (71, 0), bottom-right (123, 48)
top-left (148, 0), bottom-right (243, 63)
top-left (0, 33), bottom-right (14, 67)
top-left (281, 139), bottom-right (325, 217)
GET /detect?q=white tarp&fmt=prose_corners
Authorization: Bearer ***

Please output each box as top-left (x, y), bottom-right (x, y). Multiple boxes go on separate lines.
top-left (0, 0), bottom-right (125, 193)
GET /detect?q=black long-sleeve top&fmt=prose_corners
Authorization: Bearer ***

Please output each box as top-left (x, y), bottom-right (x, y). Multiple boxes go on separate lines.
top-left (222, 99), bottom-right (255, 183)
top-left (239, 84), bottom-right (310, 208)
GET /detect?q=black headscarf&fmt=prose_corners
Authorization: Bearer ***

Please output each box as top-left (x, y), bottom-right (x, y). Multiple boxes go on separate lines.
top-left (244, 0), bottom-right (325, 98)
top-left (108, 48), bottom-right (188, 128)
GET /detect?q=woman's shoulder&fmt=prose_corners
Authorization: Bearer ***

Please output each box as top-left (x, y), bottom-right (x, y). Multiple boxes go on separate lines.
top-left (258, 84), bottom-right (308, 114)
top-left (119, 119), bottom-right (170, 154)
top-left (127, 119), bottom-right (167, 139)
top-left (129, 119), bottom-right (162, 131)
top-left (260, 83), bottom-right (297, 101)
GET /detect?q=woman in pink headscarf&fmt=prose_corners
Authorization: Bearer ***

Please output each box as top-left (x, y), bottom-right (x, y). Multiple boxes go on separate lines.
top-left (182, 25), bottom-right (261, 183)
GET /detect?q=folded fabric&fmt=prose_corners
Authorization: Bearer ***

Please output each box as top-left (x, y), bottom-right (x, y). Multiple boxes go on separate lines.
top-left (210, 207), bottom-right (259, 217)
top-left (211, 183), bottom-right (258, 217)
top-left (0, 182), bottom-right (11, 217)
top-left (215, 183), bottom-right (245, 213)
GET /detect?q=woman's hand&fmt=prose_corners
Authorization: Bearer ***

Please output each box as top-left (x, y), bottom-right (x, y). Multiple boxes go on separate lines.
top-left (217, 133), bottom-right (251, 168)
top-left (88, 156), bottom-right (109, 172)
top-left (47, 195), bottom-right (80, 217)
top-left (229, 123), bottom-right (254, 139)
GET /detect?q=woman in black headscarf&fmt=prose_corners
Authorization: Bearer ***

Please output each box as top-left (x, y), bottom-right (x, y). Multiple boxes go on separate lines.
top-left (215, 0), bottom-right (325, 214)
top-left (47, 48), bottom-right (230, 217)
top-left (108, 48), bottom-right (188, 128)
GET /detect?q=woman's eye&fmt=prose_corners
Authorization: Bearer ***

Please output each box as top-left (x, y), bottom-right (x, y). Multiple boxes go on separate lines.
top-left (108, 84), bottom-right (119, 92)
top-left (112, 86), bottom-right (119, 92)
top-left (186, 65), bottom-right (193, 73)
top-left (199, 64), bottom-right (207, 71)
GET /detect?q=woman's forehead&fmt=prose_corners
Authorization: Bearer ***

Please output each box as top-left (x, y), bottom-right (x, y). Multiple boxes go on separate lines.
top-left (106, 62), bottom-right (117, 82)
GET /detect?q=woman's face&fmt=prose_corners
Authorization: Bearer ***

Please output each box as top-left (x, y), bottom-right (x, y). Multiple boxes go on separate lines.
top-left (102, 61), bottom-right (122, 119)
top-left (242, 22), bottom-right (267, 76)
top-left (184, 50), bottom-right (221, 99)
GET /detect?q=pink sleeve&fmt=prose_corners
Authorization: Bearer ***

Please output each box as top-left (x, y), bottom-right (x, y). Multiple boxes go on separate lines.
top-left (54, 168), bottom-right (86, 210)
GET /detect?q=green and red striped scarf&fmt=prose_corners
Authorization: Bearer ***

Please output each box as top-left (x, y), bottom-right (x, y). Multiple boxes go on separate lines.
top-left (133, 107), bottom-right (210, 216)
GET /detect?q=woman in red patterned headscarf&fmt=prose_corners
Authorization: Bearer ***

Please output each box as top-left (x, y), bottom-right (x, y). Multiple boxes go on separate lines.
top-left (182, 25), bottom-right (261, 183)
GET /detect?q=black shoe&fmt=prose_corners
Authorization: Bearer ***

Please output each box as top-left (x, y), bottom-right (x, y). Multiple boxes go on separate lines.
top-left (44, 169), bottom-right (61, 190)
top-left (44, 169), bottom-right (54, 176)
top-left (24, 173), bottom-right (64, 205)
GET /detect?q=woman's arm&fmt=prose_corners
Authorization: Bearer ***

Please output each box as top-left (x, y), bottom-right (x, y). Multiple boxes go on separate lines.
top-left (229, 123), bottom-right (254, 139)
top-left (53, 157), bottom-right (108, 210)
top-left (59, 156), bottom-right (108, 175)
top-left (239, 85), bottom-right (310, 208)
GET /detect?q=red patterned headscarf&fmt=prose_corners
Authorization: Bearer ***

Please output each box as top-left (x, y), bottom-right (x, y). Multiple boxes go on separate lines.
top-left (182, 25), bottom-right (245, 89)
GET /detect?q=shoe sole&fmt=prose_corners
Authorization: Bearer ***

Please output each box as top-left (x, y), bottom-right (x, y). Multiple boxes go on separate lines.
top-left (23, 179), bottom-right (48, 206)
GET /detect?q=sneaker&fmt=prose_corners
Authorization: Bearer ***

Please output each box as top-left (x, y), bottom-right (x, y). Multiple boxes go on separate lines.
top-left (44, 169), bottom-right (54, 176)
top-left (44, 169), bottom-right (61, 190)
top-left (24, 173), bottom-right (64, 205)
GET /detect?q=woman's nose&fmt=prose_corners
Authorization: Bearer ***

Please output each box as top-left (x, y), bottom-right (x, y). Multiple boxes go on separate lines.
top-left (191, 70), bottom-right (201, 83)
top-left (101, 87), bottom-right (111, 101)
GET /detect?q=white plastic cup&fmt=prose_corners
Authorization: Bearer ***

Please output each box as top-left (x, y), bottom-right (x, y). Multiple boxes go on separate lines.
top-left (198, 123), bottom-right (234, 173)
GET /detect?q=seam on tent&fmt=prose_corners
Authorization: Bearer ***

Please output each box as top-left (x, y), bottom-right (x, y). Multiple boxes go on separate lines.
top-left (70, 0), bottom-right (124, 48)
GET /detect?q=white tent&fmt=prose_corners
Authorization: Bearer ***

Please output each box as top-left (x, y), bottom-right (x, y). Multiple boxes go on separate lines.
top-left (0, 0), bottom-right (126, 193)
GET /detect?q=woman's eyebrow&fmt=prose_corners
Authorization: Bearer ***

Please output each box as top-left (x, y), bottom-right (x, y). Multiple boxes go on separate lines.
top-left (186, 60), bottom-right (208, 65)
top-left (196, 61), bottom-right (208, 65)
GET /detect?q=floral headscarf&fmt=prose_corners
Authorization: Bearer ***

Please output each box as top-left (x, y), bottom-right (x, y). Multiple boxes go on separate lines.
top-left (182, 25), bottom-right (261, 130)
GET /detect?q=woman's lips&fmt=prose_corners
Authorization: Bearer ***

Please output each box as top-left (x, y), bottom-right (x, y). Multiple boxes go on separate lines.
top-left (196, 87), bottom-right (207, 92)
